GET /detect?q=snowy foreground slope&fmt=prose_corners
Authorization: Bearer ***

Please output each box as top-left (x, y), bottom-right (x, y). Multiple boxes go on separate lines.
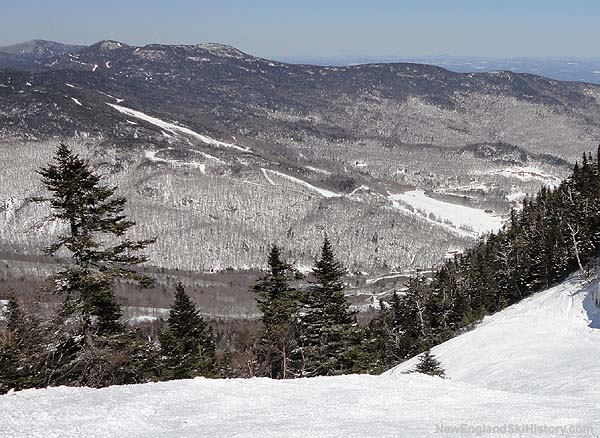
top-left (387, 274), bottom-right (600, 395)
top-left (3, 275), bottom-right (600, 438)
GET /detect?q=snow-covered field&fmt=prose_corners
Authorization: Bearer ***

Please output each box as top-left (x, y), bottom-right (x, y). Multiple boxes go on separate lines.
top-left (2, 274), bottom-right (600, 437)
top-left (387, 274), bottom-right (600, 396)
top-left (389, 190), bottom-right (504, 236)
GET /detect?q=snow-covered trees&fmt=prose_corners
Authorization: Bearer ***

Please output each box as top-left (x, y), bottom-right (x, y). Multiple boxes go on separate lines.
top-left (0, 299), bottom-right (44, 392)
top-left (253, 238), bottom-right (383, 378)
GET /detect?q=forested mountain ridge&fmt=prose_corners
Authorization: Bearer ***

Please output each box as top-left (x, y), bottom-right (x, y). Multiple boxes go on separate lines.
top-left (1, 39), bottom-right (600, 158)
top-left (0, 40), bottom-right (594, 303)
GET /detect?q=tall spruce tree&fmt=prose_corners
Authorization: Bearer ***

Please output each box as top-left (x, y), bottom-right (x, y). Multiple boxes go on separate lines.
top-left (253, 245), bottom-right (300, 379)
top-left (36, 144), bottom-right (154, 333)
top-left (160, 283), bottom-right (216, 379)
top-left (298, 235), bottom-right (356, 376)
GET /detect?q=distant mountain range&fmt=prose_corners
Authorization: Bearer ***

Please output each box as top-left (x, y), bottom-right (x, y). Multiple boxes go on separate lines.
top-left (277, 54), bottom-right (600, 85)
top-left (0, 39), bottom-right (597, 280)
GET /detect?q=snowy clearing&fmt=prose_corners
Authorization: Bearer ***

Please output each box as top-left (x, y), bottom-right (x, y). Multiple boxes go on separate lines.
top-left (3, 275), bottom-right (600, 437)
top-left (389, 190), bottom-right (504, 236)
top-left (107, 103), bottom-right (251, 153)
top-left (305, 165), bottom-right (331, 175)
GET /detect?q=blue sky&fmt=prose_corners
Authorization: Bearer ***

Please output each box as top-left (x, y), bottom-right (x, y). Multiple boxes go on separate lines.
top-left (2, 0), bottom-right (599, 58)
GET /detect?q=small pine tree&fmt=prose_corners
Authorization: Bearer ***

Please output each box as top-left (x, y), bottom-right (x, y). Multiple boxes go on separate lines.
top-left (414, 349), bottom-right (445, 378)
top-left (160, 283), bottom-right (216, 380)
top-left (253, 245), bottom-right (300, 379)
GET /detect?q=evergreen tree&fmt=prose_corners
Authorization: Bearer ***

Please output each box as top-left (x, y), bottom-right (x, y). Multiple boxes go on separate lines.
top-left (28, 144), bottom-right (161, 389)
top-left (414, 349), bottom-right (445, 377)
top-left (352, 303), bottom-right (398, 373)
top-left (253, 245), bottom-right (300, 379)
top-left (36, 144), bottom-right (154, 333)
top-left (395, 274), bottom-right (433, 358)
top-left (0, 298), bottom-right (44, 392)
top-left (160, 283), bottom-right (216, 380)
top-left (298, 235), bottom-right (356, 376)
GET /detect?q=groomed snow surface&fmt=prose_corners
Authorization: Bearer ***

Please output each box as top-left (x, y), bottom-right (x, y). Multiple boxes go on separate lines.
top-left (3, 274), bottom-right (600, 437)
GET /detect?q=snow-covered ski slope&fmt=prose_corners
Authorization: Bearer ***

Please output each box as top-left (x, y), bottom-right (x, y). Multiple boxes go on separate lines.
top-left (387, 273), bottom-right (600, 396)
top-left (2, 274), bottom-right (600, 437)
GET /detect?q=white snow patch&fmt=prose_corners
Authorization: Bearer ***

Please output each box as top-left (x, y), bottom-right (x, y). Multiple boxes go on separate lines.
top-left (506, 191), bottom-right (527, 202)
top-left (261, 168), bottom-right (276, 185)
top-left (389, 190), bottom-right (503, 236)
top-left (71, 98), bottom-right (83, 106)
top-left (186, 56), bottom-right (211, 62)
top-left (347, 185), bottom-right (371, 197)
top-left (0, 299), bottom-right (8, 320)
top-left (107, 103), bottom-right (251, 153)
top-left (262, 168), bottom-right (340, 198)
